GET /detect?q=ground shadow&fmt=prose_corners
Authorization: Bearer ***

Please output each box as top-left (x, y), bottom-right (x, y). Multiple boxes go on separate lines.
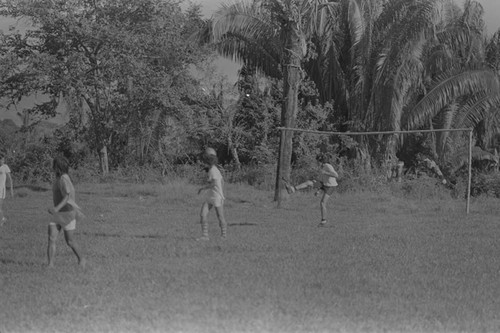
top-left (227, 198), bottom-right (253, 204)
top-left (81, 232), bottom-right (167, 239)
top-left (228, 223), bottom-right (257, 227)
top-left (0, 257), bottom-right (40, 267)
top-left (14, 185), bottom-right (50, 192)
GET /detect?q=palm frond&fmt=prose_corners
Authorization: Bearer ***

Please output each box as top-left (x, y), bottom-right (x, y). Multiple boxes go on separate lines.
top-left (450, 145), bottom-right (498, 172)
top-left (215, 32), bottom-right (282, 78)
top-left (403, 68), bottom-right (499, 129)
top-left (348, 0), bottom-right (381, 126)
top-left (434, 101), bottom-right (459, 159)
top-left (424, 44), bottom-right (454, 75)
top-left (486, 30), bottom-right (500, 71)
top-left (437, 93), bottom-right (500, 160)
top-left (347, 0), bottom-right (364, 48)
top-left (452, 92), bottom-right (500, 129)
top-left (212, 1), bottom-right (275, 42)
top-left (302, 0), bottom-right (341, 39)
top-left (434, 3), bottom-right (485, 65)
top-left (375, 0), bottom-right (439, 86)
top-left (209, 1), bottom-right (284, 78)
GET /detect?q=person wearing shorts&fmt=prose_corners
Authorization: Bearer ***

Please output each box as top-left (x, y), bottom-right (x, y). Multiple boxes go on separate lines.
top-left (197, 151), bottom-right (227, 240)
top-left (47, 156), bottom-right (85, 267)
top-left (283, 154), bottom-right (339, 227)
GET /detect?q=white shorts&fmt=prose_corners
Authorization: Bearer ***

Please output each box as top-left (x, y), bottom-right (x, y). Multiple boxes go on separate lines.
top-left (49, 219), bottom-right (76, 231)
top-left (207, 194), bottom-right (224, 208)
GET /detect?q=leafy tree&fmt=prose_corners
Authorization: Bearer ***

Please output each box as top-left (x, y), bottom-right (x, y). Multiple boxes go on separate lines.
top-left (0, 0), bottom-right (209, 172)
top-left (234, 65), bottom-right (280, 165)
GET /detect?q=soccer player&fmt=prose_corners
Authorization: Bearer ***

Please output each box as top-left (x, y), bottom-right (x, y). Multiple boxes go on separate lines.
top-left (197, 150), bottom-right (227, 240)
top-left (47, 156), bottom-right (85, 267)
top-left (283, 154), bottom-right (339, 227)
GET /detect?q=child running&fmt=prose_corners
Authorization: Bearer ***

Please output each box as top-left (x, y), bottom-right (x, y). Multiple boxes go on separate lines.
top-left (197, 149), bottom-right (227, 241)
top-left (283, 154), bottom-right (339, 227)
top-left (0, 153), bottom-right (13, 226)
top-left (47, 156), bottom-right (85, 267)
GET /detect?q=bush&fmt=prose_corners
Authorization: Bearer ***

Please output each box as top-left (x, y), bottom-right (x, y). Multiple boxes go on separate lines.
top-left (10, 141), bottom-right (55, 183)
top-left (470, 172), bottom-right (500, 198)
top-left (227, 164), bottom-right (276, 190)
top-left (70, 157), bottom-right (102, 184)
top-left (399, 177), bottom-right (451, 200)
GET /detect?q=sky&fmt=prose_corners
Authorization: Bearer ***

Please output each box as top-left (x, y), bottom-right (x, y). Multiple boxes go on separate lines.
top-left (1, 0), bottom-right (500, 123)
top-left (475, 0), bottom-right (500, 34)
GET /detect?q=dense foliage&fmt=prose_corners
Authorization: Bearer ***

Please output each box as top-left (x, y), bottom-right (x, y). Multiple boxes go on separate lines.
top-left (1, 0), bottom-right (216, 173)
top-left (1, 0), bottom-right (500, 197)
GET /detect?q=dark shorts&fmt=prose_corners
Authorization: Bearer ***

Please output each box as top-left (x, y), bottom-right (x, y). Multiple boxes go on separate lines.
top-left (312, 180), bottom-right (336, 195)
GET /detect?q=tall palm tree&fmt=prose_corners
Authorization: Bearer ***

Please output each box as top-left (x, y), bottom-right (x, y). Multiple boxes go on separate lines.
top-left (304, 0), bottom-right (499, 164)
top-left (401, 0), bottom-right (500, 164)
top-left (302, 0), bottom-right (448, 160)
top-left (209, 0), bottom-right (336, 203)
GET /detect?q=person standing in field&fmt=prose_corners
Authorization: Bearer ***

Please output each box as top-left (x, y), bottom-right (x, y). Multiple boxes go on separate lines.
top-left (283, 154), bottom-right (339, 227)
top-left (197, 149), bottom-right (227, 241)
top-left (47, 156), bottom-right (85, 267)
top-left (0, 153), bottom-right (13, 226)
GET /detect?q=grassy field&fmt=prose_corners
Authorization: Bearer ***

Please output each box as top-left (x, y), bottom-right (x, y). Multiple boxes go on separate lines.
top-left (1, 179), bottom-right (500, 333)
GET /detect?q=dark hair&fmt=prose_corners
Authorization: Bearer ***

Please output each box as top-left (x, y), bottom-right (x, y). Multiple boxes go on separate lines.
top-left (205, 154), bottom-right (218, 166)
top-left (316, 153), bottom-right (330, 164)
top-left (52, 156), bottom-right (69, 177)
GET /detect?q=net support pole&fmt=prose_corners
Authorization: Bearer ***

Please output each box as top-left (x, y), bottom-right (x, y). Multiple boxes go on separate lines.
top-left (466, 129), bottom-right (473, 214)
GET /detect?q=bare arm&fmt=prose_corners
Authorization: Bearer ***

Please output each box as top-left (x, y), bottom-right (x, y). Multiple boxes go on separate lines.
top-left (323, 170), bottom-right (338, 178)
top-left (48, 193), bottom-right (71, 214)
top-left (198, 179), bottom-right (215, 194)
top-left (6, 172), bottom-right (13, 197)
top-left (322, 165), bottom-right (339, 178)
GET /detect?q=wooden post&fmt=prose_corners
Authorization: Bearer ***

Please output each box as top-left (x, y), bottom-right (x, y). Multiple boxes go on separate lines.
top-left (466, 130), bottom-right (472, 214)
top-left (100, 146), bottom-right (109, 175)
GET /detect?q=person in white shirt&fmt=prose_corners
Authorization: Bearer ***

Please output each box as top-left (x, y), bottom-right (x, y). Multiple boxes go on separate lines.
top-left (283, 154), bottom-right (339, 227)
top-left (197, 151), bottom-right (227, 240)
top-left (0, 153), bottom-right (13, 226)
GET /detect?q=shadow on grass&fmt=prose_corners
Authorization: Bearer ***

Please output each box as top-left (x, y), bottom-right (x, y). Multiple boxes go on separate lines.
top-left (227, 198), bottom-right (253, 204)
top-left (14, 185), bottom-right (50, 192)
top-left (228, 222), bottom-right (257, 227)
top-left (81, 232), bottom-right (167, 239)
top-left (0, 258), bottom-right (40, 267)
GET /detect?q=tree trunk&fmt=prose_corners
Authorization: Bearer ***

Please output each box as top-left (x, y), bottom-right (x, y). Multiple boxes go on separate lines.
top-left (84, 74), bottom-right (110, 175)
top-left (429, 118), bottom-right (437, 158)
top-left (100, 145), bottom-right (109, 175)
top-left (230, 146), bottom-right (241, 170)
top-left (274, 25), bottom-right (304, 205)
top-left (227, 111), bottom-right (241, 170)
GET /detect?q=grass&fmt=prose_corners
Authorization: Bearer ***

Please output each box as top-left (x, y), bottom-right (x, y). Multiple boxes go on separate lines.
top-left (1, 179), bottom-right (500, 332)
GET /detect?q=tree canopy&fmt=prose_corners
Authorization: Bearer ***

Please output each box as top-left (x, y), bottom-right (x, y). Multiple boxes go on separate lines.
top-left (0, 0), bottom-right (212, 172)
top-left (1, 0), bottom-right (500, 189)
